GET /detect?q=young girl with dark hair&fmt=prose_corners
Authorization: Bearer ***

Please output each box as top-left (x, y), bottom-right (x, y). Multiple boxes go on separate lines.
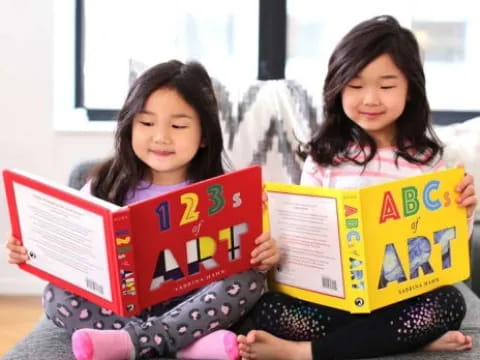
top-left (238, 15), bottom-right (476, 360)
top-left (7, 60), bottom-right (279, 360)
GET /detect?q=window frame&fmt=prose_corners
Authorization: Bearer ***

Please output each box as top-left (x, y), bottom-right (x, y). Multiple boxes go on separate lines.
top-left (71, 0), bottom-right (478, 126)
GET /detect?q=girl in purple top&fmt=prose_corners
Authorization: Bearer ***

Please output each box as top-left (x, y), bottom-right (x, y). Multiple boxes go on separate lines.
top-left (6, 60), bottom-right (279, 360)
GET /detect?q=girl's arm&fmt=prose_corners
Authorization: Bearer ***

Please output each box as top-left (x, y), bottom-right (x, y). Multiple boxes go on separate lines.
top-left (250, 232), bottom-right (279, 272)
top-left (5, 233), bottom-right (28, 264)
top-left (251, 190), bottom-right (281, 273)
top-left (455, 171), bottom-right (477, 236)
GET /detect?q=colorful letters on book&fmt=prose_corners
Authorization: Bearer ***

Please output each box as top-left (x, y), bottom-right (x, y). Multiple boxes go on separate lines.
top-left (265, 168), bottom-right (470, 313)
top-left (3, 166), bottom-right (263, 316)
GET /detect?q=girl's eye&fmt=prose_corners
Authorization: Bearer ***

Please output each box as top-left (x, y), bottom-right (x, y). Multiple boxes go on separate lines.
top-left (172, 124), bottom-right (187, 129)
top-left (140, 121), bottom-right (154, 126)
top-left (348, 85), bottom-right (362, 89)
top-left (381, 86), bottom-right (396, 89)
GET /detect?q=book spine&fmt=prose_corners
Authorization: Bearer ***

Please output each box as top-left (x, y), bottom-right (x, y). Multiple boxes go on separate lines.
top-left (342, 190), bottom-right (370, 313)
top-left (110, 208), bottom-right (140, 316)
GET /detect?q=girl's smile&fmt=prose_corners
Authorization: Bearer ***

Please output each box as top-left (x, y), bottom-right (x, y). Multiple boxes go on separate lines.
top-left (150, 149), bottom-right (175, 157)
top-left (359, 111), bottom-right (385, 120)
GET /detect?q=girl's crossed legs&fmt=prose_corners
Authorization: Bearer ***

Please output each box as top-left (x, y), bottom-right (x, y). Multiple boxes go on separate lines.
top-left (238, 285), bottom-right (471, 360)
top-left (43, 269), bottom-right (266, 359)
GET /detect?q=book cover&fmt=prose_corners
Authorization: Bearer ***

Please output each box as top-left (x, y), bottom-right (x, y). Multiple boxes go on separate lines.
top-left (3, 166), bottom-right (263, 316)
top-left (264, 167), bottom-right (470, 313)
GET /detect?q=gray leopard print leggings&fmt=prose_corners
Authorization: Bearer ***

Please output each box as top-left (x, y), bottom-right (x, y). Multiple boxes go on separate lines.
top-left (43, 269), bottom-right (266, 358)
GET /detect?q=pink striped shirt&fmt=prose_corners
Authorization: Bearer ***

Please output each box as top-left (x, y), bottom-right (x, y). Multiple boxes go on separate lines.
top-left (301, 147), bottom-right (446, 189)
top-left (301, 147), bottom-right (473, 234)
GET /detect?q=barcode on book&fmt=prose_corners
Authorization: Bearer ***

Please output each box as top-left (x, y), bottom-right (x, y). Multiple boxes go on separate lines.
top-left (322, 276), bottom-right (337, 291)
top-left (86, 278), bottom-right (104, 295)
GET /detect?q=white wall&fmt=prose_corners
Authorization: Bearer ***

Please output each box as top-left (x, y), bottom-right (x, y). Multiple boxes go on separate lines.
top-left (0, 0), bottom-right (114, 294)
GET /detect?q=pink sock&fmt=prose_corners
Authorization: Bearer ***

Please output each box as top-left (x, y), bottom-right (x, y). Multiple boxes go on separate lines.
top-left (72, 329), bottom-right (135, 360)
top-left (177, 330), bottom-right (239, 360)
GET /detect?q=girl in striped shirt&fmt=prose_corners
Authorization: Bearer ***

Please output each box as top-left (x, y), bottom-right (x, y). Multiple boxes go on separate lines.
top-left (238, 15), bottom-right (477, 360)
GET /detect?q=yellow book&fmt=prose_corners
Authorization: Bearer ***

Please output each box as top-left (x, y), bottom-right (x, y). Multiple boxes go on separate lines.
top-left (265, 167), bottom-right (470, 313)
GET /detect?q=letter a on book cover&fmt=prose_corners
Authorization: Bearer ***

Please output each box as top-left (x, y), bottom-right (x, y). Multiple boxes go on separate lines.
top-left (3, 166), bottom-right (263, 316)
top-left (265, 168), bottom-right (470, 313)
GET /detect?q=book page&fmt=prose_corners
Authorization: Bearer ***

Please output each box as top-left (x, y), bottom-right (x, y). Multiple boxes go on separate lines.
top-left (267, 192), bottom-right (344, 297)
top-left (13, 183), bottom-right (112, 301)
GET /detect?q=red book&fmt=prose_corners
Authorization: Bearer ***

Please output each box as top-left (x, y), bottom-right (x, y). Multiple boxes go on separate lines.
top-left (3, 166), bottom-right (263, 316)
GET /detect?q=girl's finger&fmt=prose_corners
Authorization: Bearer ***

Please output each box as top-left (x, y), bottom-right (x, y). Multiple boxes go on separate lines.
top-left (10, 250), bottom-right (27, 259)
top-left (460, 197), bottom-right (477, 208)
top-left (254, 232), bottom-right (270, 245)
top-left (5, 235), bottom-right (20, 246)
top-left (262, 191), bottom-right (267, 203)
top-left (252, 249), bottom-right (276, 264)
top-left (455, 162), bottom-right (465, 168)
top-left (456, 174), bottom-right (474, 193)
top-left (251, 252), bottom-right (266, 264)
top-left (6, 243), bottom-right (27, 255)
top-left (457, 185), bottom-right (476, 203)
top-left (251, 240), bottom-right (273, 258)
top-left (8, 254), bottom-right (27, 264)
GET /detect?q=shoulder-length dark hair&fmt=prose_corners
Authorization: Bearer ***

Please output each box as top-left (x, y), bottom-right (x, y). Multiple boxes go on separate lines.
top-left (91, 60), bottom-right (225, 205)
top-left (304, 15), bottom-right (442, 166)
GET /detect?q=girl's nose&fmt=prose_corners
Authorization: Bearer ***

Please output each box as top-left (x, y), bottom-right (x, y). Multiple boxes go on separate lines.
top-left (153, 128), bottom-right (172, 144)
top-left (363, 89), bottom-right (380, 106)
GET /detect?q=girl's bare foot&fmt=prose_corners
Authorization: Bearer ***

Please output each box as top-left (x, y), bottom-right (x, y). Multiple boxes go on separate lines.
top-left (424, 331), bottom-right (473, 352)
top-left (237, 330), bottom-right (311, 360)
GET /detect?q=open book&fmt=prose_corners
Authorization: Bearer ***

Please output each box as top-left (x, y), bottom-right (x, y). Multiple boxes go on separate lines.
top-left (3, 166), bottom-right (262, 316)
top-left (265, 167), bottom-right (470, 313)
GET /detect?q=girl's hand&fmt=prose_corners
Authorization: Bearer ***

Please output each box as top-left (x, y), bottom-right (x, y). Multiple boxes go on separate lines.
top-left (5, 233), bottom-right (29, 264)
top-left (250, 232), bottom-right (279, 272)
top-left (455, 166), bottom-right (477, 218)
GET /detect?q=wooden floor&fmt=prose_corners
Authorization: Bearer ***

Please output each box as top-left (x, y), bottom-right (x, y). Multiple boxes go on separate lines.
top-left (0, 296), bottom-right (44, 357)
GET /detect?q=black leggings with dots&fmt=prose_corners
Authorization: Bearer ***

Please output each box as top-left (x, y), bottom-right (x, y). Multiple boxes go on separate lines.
top-left (251, 285), bottom-right (466, 359)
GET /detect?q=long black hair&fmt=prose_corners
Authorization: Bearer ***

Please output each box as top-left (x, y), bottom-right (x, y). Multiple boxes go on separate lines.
top-left (303, 15), bottom-right (442, 167)
top-left (91, 60), bottom-right (225, 205)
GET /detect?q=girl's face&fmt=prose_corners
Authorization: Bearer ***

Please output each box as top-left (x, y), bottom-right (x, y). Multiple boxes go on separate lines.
top-left (341, 53), bottom-right (408, 147)
top-left (132, 88), bottom-right (203, 185)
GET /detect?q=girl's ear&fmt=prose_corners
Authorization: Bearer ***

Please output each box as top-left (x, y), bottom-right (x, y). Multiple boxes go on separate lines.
top-left (200, 139), bottom-right (207, 148)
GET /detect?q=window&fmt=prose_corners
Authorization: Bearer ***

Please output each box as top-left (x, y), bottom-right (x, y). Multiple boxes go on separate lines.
top-left (67, 0), bottom-right (479, 128)
top-left (78, 0), bottom-right (258, 120)
top-left (286, 0), bottom-right (480, 119)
